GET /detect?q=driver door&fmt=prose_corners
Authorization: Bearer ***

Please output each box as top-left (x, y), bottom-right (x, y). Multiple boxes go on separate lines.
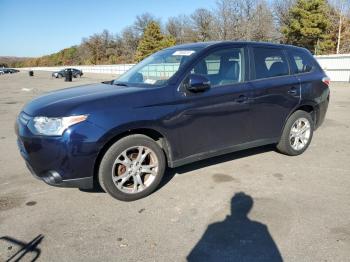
top-left (174, 46), bottom-right (253, 159)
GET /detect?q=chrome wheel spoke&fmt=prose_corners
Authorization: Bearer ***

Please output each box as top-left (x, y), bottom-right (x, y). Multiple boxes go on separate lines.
top-left (134, 174), bottom-right (145, 190)
top-left (300, 135), bottom-right (308, 145)
top-left (297, 120), bottom-right (302, 129)
top-left (113, 173), bottom-right (130, 188)
top-left (132, 176), bottom-right (138, 192)
top-left (140, 164), bottom-right (157, 175)
top-left (114, 151), bottom-right (132, 168)
top-left (134, 146), bottom-right (144, 163)
top-left (290, 129), bottom-right (298, 136)
top-left (293, 137), bottom-right (299, 147)
top-left (140, 149), bottom-right (151, 164)
top-left (300, 126), bottom-right (310, 135)
top-left (114, 159), bottom-right (130, 168)
top-left (121, 151), bottom-right (132, 165)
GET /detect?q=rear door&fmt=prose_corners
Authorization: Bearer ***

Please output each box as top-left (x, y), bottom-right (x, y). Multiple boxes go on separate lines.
top-left (287, 48), bottom-right (330, 128)
top-left (248, 46), bottom-right (301, 141)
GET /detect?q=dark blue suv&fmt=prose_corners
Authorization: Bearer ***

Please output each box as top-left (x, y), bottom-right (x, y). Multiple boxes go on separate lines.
top-left (15, 42), bottom-right (330, 201)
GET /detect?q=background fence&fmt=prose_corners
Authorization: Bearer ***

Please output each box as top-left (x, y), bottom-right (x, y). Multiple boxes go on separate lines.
top-left (20, 64), bottom-right (135, 75)
top-left (17, 54), bottom-right (350, 82)
top-left (315, 54), bottom-right (350, 82)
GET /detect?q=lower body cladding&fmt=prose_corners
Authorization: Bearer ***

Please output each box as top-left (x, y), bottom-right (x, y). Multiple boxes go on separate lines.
top-left (16, 115), bottom-right (106, 189)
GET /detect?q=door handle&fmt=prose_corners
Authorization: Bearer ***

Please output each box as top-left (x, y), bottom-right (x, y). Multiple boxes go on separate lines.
top-left (288, 88), bottom-right (298, 95)
top-left (235, 95), bottom-right (248, 103)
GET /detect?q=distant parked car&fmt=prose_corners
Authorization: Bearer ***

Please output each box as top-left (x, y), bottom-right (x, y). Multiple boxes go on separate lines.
top-left (8, 68), bottom-right (19, 73)
top-left (52, 68), bottom-right (83, 78)
top-left (0, 68), bottom-right (19, 74)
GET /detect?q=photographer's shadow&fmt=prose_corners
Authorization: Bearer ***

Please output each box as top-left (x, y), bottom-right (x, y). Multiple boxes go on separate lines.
top-left (187, 192), bottom-right (283, 262)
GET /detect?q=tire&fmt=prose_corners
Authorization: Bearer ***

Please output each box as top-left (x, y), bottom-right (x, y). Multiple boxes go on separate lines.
top-left (277, 110), bottom-right (314, 156)
top-left (57, 74), bottom-right (62, 79)
top-left (98, 134), bottom-right (166, 201)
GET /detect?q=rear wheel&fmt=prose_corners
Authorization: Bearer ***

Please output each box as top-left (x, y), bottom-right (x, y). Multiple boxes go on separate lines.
top-left (98, 135), bottom-right (166, 201)
top-left (277, 110), bottom-right (314, 156)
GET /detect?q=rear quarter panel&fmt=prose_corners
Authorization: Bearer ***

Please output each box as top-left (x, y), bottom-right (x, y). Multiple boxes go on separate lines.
top-left (298, 71), bottom-right (330, 128)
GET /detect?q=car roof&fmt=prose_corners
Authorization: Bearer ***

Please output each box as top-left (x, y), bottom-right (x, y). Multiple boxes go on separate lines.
top-left (166, 41), bottom-right (308, 52)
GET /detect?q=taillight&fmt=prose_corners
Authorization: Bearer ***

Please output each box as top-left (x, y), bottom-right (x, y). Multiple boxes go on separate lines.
top-left (322, 76), bottom-right (330, 86)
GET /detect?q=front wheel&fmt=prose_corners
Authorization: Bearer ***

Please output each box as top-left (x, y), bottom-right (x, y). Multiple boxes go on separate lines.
top-left (277, 110), bottom-right (314, 156)
top-left (98, 135), bottom-right (166, 201)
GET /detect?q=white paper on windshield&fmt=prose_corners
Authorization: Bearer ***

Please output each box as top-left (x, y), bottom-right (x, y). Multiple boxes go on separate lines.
top-left (172, 50), bottom-right (195, 56)
top-left (144, 79), bottom-right (157, 84)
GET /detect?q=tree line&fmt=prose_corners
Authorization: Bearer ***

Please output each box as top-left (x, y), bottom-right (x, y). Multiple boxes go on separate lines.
top-left (4, 0), bottom-right (350, 68)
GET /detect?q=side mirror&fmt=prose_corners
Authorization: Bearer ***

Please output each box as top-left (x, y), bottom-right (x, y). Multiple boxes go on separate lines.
top-left (186, 74), bottom-right (210, 93)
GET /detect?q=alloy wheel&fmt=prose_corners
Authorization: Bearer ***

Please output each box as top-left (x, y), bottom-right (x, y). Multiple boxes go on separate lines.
top-left (111, 146), bottom-right (158, 194)
top-left (289, 118), bottom-right (311, 151)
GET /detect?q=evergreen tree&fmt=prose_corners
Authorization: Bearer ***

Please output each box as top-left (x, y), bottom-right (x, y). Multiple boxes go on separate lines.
top-left (281, 0), bottom-right (334, 54)
top-left (135, 22), bottom-right (176, 62)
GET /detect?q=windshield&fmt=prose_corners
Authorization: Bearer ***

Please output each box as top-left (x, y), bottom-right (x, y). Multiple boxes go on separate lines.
top-left (114, 48), bottom-right (200, 86)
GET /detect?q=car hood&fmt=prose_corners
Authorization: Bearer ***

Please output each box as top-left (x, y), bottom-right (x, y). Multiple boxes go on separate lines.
top-left (22, 83), bottom-right (147, 117)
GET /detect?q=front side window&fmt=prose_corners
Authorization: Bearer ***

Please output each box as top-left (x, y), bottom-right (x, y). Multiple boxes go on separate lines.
top-left (115, 48), bottom-right (200, 86)
top-left (253, 47), bottom-right (289, 79)
top-left (189, 48), bottom-right (244, 87)
top-left (288, 50), bottom-right (315, 74)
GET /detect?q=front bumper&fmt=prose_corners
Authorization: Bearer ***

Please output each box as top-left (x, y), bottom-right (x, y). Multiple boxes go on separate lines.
top-left (16, 112), bottom-right (106, 189)
top-left (25, 162), bottom-right (93, 189)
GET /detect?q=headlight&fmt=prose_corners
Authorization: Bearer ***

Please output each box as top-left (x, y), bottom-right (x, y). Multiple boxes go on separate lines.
top-left (32, 115), bottom-right (88, 136)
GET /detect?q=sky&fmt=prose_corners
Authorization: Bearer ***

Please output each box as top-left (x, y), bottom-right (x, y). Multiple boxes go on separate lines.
top-left (0, 0), bottom-right (216, 57)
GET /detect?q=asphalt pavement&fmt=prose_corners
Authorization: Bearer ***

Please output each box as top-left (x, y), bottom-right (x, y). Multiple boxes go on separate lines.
top-left (0, 71), bottom-right (349, 261)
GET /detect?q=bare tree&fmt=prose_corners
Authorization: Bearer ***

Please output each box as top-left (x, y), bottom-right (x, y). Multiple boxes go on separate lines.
top-left (273, 0), bottom-right (295, 28)
top-left (133, 13), bottom-right (159, 36)
top-left (190, 8), bottom-right (214, 41)
top-left (251, 0), bottom-right (279, 42)
top-left (212, 0), bottom-right (253, 40)
top-left (120, 26), bottom-right (140, 63)
top-left (238, 0), bottom-right (256, 40)
top-left (213, 0), bottom-right (241, 40)
top-left (166, 15), bottom-right (197, 43)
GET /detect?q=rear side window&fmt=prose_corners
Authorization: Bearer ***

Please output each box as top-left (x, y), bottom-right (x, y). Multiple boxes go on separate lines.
top-left (252, 47), bottom-right (289, 79)
top-left (288, 49), bottom-right (315, 74)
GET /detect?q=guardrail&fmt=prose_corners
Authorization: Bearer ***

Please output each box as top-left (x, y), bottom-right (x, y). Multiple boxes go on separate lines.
top-left (16, 54), bottom-right (350, 82)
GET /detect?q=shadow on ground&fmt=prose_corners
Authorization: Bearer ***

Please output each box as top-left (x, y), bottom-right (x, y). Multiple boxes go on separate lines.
top-left (187, 192), bottom-right (283, 262)
top-left (159, 144), bottom-right (275, 190)
top-left (0, 234), bottom-right (44, 262)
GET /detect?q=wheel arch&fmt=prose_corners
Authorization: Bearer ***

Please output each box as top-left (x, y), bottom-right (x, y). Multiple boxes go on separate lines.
top-left (279, 103), bottom-right (317, 140)
top-left (294, 104), bottom-right (316, 123)
top-left (93, 128), bottom-right (173, 187)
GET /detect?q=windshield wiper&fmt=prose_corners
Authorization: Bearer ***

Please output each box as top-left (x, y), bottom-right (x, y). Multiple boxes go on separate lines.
top-left (113, 82), bottom-right (128, 87)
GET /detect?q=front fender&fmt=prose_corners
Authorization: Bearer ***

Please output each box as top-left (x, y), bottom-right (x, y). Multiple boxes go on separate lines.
top-left (95, 121), bottom-right (175, 167)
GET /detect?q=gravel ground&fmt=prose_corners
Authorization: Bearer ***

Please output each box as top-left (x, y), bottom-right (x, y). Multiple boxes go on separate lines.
top-left (0, 71), bottom-right (349, 262)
